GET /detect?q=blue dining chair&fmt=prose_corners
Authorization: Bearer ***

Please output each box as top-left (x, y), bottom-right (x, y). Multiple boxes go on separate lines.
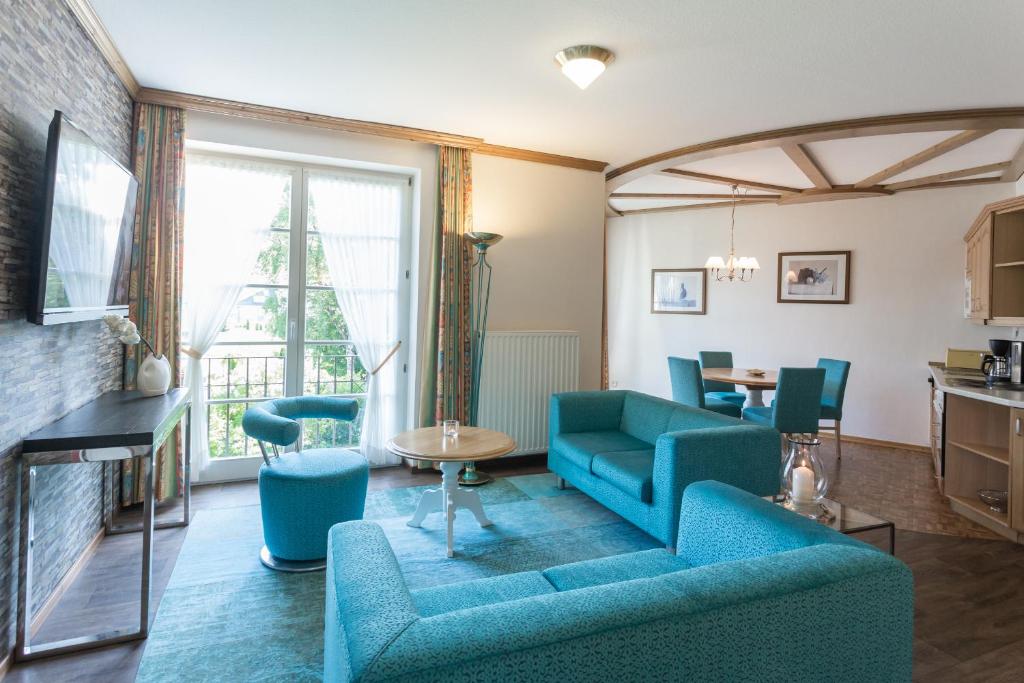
top-left (698, 351), bottom-right (746, 407)
top-left (668, 357), bottom-right (741, 418)
top-left (817, 358), bottom-right (851, 460)
top-left (741, 368), bottom-right (826, 440)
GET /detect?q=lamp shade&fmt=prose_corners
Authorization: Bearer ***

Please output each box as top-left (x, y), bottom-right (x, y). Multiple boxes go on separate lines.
top-left (554, 45), bottom-right (614, 90)
top-left (704, 256), bottom-right (726, 269)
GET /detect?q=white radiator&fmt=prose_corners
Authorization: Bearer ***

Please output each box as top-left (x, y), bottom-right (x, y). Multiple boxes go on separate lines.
top-left (477, 331), bottom-right (580, 456)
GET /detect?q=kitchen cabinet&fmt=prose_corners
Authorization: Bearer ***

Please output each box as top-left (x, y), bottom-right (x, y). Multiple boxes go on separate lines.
top-left (932, 366), bottom-right (1024, 542)
top-left (964, 195), bottom-right (1024, 326)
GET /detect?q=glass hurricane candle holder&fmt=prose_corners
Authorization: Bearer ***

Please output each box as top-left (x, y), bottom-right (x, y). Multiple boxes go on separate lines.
top-left (443, 419), bottom-right (460, 438)
top-left (781, 434), bottom-right (832, 519)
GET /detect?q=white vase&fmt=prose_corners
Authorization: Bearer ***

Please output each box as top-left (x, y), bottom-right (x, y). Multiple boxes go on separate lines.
top-left (137, 353), bottom-right (171, 397)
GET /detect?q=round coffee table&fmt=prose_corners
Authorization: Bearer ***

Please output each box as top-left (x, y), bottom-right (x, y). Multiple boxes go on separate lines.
top-left (387, 426), bottom-right (516, 557)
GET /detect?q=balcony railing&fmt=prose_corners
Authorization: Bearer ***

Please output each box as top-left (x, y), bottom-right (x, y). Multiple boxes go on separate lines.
top-left (203, 348), bottom-right (366, 459)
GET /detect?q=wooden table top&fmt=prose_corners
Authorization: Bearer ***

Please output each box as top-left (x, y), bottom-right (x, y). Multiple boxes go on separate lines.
top-left (387, 426), bottom-right (516, 462)
top-left (701, 367), bottom-right (779, 388)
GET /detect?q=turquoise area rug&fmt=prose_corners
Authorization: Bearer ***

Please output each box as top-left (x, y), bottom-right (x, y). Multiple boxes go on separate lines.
top-left (135, 473), bottom-right (658, 682)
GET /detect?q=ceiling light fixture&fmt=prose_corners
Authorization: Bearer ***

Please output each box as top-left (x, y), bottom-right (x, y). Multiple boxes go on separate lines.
top-left (705, 186), bottom-right (760, 282)
top-left (554, 45), bottom-right (614, 90)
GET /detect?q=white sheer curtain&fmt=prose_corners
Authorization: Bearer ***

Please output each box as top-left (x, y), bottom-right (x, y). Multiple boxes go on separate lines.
top-left (49, 135), bottom-right (134, 308)
top-left (182, 155), bottom-right (291, 474)
top-left (309, 170), bottom-right (404, 466)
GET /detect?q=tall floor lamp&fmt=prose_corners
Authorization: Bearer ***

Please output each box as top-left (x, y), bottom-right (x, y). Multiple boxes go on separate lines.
top-left (460, 231), bottom-right (503, 485)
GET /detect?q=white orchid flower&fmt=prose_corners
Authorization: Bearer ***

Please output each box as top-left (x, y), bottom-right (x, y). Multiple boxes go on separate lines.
top-left (103, 315), bottom-right (156, 355)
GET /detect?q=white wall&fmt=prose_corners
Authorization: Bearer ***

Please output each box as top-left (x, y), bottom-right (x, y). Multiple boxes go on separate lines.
top-left (607, 184), bottom-right (1020, 447)
top-left (186, 112), bottom-right (606, 421)
top-left (472, 154), bottom-right (606, 390)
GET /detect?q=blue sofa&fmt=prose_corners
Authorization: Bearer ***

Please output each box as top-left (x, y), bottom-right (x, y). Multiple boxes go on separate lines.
top-left (548, 390), bottom-right (779, 549)
top-left (324, 481), bottom-right (914, 682)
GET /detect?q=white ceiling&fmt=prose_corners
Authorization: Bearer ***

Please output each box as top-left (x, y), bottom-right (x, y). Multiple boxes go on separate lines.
top-left (90, 0), bottom-right (1024, 170)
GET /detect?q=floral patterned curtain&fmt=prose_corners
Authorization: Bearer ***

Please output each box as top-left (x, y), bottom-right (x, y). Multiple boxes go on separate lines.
top-left (121, 103), bottom-right (186, 505)
top-left (417, 146), bottom-right (473, 432)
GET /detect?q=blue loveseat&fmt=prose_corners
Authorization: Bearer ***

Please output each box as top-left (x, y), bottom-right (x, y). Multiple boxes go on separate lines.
top-left (548, 390), bottom-right (779, 549)
top-left (324, 481), bottom-right (914, 682)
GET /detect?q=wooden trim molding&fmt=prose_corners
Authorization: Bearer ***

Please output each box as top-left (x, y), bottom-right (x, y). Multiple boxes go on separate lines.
top-left (63, 0), bottom-right (140, 97)
top-left (610, 192), bottom-right (782, 200)
top-left (617, 198), bottom-right (776, 215)
top-left (817, 431), bottom-right (930, 455)
top-left (473, 143), bottom-right (606, 172)
top-left (137, 88), bottom-right (607, 172)
top-left (884, 162), bottom-right (1010, 190)
top-left (63, 1), bottom-right (609, 172)
top-left (137, 88), bottom-right (484, 147)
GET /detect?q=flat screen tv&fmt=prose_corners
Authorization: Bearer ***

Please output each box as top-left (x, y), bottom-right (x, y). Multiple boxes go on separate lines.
top-left (29, 110), bottom-right (137, 325)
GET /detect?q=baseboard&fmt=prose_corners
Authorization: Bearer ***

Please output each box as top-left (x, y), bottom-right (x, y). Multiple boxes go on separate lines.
top-left (818, 431), bottom-right (929, 454)
top-left (29, 527), bottom-right (105, 638)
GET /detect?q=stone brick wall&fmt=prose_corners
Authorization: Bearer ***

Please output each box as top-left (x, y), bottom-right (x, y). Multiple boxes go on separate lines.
top-left (0, 0), bottom-right (132, 659)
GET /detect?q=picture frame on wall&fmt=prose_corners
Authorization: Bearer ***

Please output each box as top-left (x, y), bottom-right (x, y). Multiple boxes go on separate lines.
top-left (651, 268), bottom-right (707, 314)
top-left (777, 251), bottom-right (851, 304)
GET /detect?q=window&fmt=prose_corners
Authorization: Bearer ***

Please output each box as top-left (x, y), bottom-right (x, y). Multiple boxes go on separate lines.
top-left (185, 150), bottom-right (411, 479)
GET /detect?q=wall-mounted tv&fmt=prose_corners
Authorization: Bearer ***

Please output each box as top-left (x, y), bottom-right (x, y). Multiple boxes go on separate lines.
top-left (29, 111), bottom-right (137, 325)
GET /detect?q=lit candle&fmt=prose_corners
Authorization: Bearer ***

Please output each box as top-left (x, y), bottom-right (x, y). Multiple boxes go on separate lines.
top-left (792, 466), bottom-right (816, 503)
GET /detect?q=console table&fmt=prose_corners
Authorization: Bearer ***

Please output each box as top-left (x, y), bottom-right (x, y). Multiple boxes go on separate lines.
top-left (15, 389), bottom-right (191, 661)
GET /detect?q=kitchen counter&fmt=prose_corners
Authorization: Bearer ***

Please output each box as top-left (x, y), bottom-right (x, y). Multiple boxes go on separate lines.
top-left (929, 363), bottom-right (1024, 409)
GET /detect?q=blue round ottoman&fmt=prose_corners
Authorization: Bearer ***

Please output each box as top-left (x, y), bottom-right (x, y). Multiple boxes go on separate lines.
top-left (242, 397), bottom-right (369, 572)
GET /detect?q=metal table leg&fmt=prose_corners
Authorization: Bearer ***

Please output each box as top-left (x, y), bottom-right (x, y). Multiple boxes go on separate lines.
top-left (15, 407), bottom-right (191, 661)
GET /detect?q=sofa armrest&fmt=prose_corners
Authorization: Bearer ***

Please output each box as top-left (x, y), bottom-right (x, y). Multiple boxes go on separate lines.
top-left (651, 425), bottom-right (779, 543)
top-left (367, 544), bottom-right (913, 682)
top-left (324, 521), bottom-right (418, 683)
top-left (549, 391), bottom-right (626, 436)
top-left (677, 480), bottom-right (865, 567)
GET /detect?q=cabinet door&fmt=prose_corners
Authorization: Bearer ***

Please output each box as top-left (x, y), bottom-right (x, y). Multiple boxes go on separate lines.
top-left (1012, 409), bottom-right (1024, 530)
top-left (976, 218), bottom-right (992, 319)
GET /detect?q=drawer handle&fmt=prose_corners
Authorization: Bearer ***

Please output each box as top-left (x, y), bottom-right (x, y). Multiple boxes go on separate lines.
top-left (1017, 417), bottom-right (1022, 436)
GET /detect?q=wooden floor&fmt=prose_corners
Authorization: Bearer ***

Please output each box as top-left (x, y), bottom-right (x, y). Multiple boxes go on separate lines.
top-left (6, 444), bottom-right (1024, 682)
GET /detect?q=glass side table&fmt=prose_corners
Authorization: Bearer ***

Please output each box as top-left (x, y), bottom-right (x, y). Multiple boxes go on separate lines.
top-left (767, 495), bottom-right (895, 555)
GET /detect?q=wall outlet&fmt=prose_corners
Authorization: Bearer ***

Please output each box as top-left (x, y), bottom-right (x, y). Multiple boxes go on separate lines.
top-left (610, 380), bottom-right (619, 388)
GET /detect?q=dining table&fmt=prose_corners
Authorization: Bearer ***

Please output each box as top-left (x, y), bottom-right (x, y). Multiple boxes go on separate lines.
top-left (701, 367), bottom-right (779, 409)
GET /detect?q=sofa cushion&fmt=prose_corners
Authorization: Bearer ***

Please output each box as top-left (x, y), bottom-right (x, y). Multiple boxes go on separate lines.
top-left (552, 431), bottom-right (652, 472)
top-left (620, 392), bottom-right (675, 443)
top-left (410, 571), bottom-right (556, 617)
top-left (592, 449), bottom-right (655, 502)
top-left (666, 404), bottom-right (738, 433)
top-left (543, 548), bottom-right (689, 591)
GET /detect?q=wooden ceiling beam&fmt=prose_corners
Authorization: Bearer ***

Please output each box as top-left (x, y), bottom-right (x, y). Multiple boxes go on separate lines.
top-left (617, 199), bottom-right (777, 216)
top-left (658, 168), bottom-right (801, 195)
top-left (609, 192), bottom-right (781, 200)
top-left (780, 143), bottom-right (832, 189)
top-left (607, 108), bottom-right (1024, 190)
top-left (889, 176), bottom-right (1008, 193)
top-left (1000, 139), bottom-right (1024, 182)
top-left (884, 162), bottom-right (1010, 190)
top-left (854, 130), bottom-right (994, 188)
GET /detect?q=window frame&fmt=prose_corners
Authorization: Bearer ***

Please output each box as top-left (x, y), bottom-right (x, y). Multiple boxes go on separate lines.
top-left (188, 150), bottom-right (413, 483)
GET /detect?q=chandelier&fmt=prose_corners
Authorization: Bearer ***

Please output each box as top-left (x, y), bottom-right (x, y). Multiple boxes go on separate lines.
top-left (704, 185), bottom-right (760, 282)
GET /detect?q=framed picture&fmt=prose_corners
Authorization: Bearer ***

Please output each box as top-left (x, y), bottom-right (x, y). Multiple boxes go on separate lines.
top-left (777, 251), bottom-right (851, 304)
top-left (651, 268), bottom-right (706, 314)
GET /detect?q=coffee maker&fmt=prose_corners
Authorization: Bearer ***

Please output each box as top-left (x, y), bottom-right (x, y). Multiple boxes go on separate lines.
top-left (982, 339), bottom-right (1023, 388)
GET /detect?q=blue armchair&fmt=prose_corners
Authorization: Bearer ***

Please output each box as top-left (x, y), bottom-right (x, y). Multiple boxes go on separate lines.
top-left (242, 396), bottom-right (369, 571)
top-left (324, 480), bottom-right (914, 682)
top-left (547, 390), bottom-right (779, 549)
